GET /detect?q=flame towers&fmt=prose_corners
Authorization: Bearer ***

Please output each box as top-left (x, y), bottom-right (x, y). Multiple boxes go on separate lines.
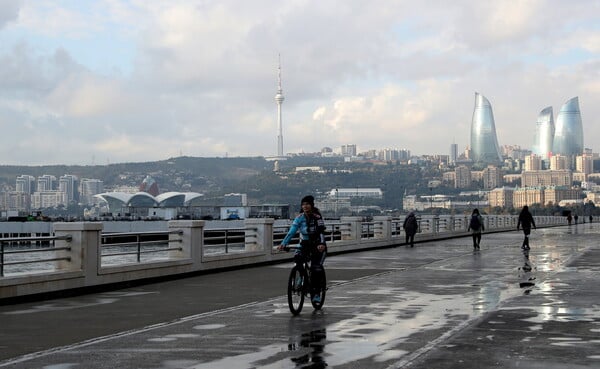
top-left (553, 96), bottom-right (583, 157)
top-left (533, 107), bottom-right (555, 159)
top-left (470, 92), bottom-right (502, 166)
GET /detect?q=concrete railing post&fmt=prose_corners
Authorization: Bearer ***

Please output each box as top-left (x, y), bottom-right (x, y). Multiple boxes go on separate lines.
top-left (168, 220), bottom-right (204, 265)
top-left (373, 216), bottom-right (392, 240)
top-left (432, 216), bottom-right (439, 235)
top-left (244, 218), bottom-right (274, 253)
top-left (340, 216), bottom-right (362, 241)
top-left (53, 222), bottom-right (103, 280)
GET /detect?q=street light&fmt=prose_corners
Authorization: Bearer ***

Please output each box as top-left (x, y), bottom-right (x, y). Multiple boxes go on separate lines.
top-left (334, 187), bottom-right (339, 219)
top-left (429, 186), bottom-right (433, 213)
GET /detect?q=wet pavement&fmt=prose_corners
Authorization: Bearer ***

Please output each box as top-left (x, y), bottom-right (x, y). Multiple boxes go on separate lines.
top-left (0, 224), bottom-right (599, 368)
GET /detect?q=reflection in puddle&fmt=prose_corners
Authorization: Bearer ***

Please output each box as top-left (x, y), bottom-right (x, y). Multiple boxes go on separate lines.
top-left (518, 249), bottom-right (536, 293)
top-left (288, 329), bottom-right (327, 368)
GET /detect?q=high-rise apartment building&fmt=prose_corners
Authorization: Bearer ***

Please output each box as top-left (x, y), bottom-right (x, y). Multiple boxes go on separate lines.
top-left (576, 155), bottom-right (593, 176)
top-left (37, 175), bottom-right (57, 191)
top-left (341, 144), bottom-right (357, 157)
top-left (524, 155), bottom-right (542, 171)
top-left (2, 192), bottom-right (30, 212)
top-left (455, 165), bottom-right (471, 189)
top-left (379, 149), bottom-right (399, 161)
top-left (80, 179), bottom-right (104, 205)
top-left (15, 175), bottom-right (36, 194)
top-left (482, 165), bottom-right (503, 190)
top-left (450, 143), bottom-right (458, 165)
top-left (399, 149), bottom-right (411, 161)
top-left (470, 93), bottom-right (502, 166)
top-left (550, 155), bottom-right (568, 170)
top-left (59, 175), bottom-right (79, 203)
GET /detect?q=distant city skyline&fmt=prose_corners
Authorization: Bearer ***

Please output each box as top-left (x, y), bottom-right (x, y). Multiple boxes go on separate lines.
top-left (0, 1), bottom-right (598, 165)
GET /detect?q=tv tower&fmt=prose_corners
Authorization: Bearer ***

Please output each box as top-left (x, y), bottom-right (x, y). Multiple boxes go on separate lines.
top-left (275, 55), bottom-right (285, 158)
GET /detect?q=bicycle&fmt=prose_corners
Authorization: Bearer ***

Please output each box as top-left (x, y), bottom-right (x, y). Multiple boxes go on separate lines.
top-left (281, 245), bottom-right (327, 315)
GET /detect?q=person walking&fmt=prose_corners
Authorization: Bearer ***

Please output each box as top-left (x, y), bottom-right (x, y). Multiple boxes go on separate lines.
top-left (468, 208), bottom-right (484, 250)
top-left (403, 212), bottom-right (418, 247)
top-left (517, 205), bottom-right (536, 250)
top-left (278, 195), bottom-right (327, 304)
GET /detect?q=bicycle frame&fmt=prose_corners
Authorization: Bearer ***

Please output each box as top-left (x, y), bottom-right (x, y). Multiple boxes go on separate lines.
top-left (281, 245), bottom-right (326, 315)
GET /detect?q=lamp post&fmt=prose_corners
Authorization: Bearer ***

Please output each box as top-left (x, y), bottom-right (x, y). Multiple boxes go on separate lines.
top-left (334, 187), bottom-right (339, 219)
top-left (429, 186), bottom-right (433, 213)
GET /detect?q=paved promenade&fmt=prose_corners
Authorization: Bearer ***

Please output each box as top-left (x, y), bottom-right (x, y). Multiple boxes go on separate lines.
top-left (0, 223), bottom-right (599, 368)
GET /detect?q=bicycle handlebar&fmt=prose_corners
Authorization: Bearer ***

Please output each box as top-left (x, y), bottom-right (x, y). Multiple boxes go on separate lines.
top-left (274, 245), bottom-right (302, 252)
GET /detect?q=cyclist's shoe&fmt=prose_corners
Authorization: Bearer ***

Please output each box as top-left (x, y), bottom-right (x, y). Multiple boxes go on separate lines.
top-left (312, 294), bottom-right (321, 304)
top-left (295, 275), bottom-right (303, 287)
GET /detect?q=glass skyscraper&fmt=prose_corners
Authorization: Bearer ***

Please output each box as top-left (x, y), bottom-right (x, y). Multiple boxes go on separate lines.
top-left (533, 106), bottom-right (554, 159)
top-left (553, 96), bottom-right (583, 156)
top-left (470, 92), bottom-right (502, 166)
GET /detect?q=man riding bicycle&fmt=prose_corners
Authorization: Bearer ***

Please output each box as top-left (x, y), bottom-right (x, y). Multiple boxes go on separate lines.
top-left (278, 195), bottom-right (327, 304)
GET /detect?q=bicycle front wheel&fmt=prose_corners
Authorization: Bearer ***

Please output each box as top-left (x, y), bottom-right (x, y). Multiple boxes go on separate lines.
top-left (287, 265), bottom-right (306, 315)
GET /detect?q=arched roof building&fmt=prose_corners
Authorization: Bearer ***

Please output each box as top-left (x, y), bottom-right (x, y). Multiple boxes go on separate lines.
top-left (95, 191), bottom-right (204, 215)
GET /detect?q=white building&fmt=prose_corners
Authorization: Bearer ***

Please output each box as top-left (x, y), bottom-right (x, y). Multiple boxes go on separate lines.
top-left (37, 175), bottom-right (57, 191)
top-left (327, 188), bottom-right (383, 199)
top-left (80, 179), bottom-right (104, 205)
top-left (16, 175), bottom-right (36, 194)
top-left (31, 191), bottom-right (67, 209)
top-left (59, 174), bottom-right (79, 203)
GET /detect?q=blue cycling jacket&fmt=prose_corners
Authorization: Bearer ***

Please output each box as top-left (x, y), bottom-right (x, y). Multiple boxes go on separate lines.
top-left (281, 211), bottom-right (326, 246)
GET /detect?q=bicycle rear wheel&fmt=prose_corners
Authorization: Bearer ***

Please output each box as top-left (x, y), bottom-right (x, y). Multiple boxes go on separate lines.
top-left (287, 265), bottom-right (306, 315)
top-left (311, 268), bottom-right (326, 310)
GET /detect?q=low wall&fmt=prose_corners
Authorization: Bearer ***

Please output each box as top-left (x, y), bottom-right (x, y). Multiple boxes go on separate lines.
top-left (0, 215), bottom-right (567, 302)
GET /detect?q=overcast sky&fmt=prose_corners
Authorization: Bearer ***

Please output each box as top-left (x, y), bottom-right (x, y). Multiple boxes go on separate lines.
top-left (0, 0), bottom-right (598, 165)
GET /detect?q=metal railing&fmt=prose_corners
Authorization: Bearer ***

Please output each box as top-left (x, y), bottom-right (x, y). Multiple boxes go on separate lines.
top-left (0, 235), bottom-right (72, 277)
top-left (203, 228), bottom-right (246, 255)
top-left (101, 230), bottom-right (183, 265)
top-left (273, 223), bottom-right (344, 247)
top-left (0, 215), bottom-right (569, 277)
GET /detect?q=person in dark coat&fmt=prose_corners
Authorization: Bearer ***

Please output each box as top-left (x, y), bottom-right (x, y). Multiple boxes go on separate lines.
top-left (468, 208), bottom-right (484, 250)
top-left (403, 212), bottom-right (418, 247)
top-left (517, 205), bottom-right (536, 250)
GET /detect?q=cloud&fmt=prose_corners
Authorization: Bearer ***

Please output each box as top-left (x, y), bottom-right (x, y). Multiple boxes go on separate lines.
top-left (45, 74), bottom-right (134, 118)
top-left (0, 0), bottom-right (598, 164)
top-left (0, 0), bottom-right (20, 29)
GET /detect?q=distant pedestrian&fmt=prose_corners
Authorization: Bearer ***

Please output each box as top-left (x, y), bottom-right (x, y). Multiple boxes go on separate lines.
top-left (574, 214), bottom-right (579, 225)
top-left (403, 212), bottom-right (418, 247)
top-left (567, 213), bottom-right (572, 225)
top-left (590, 215), bottom-right (593, 223)
top-left (517, 205), bottom-right (536, 250)
top-left (468, 208), bottom-right (484, 250)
